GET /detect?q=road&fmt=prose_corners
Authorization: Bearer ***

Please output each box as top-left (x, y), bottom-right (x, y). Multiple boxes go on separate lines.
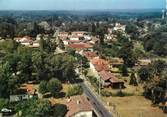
top-left (80, 83), bottom-right (113, 117)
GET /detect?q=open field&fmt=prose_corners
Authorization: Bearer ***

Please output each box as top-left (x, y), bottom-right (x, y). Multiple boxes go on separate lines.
top-left (103, 96), bottom-right (166, 117)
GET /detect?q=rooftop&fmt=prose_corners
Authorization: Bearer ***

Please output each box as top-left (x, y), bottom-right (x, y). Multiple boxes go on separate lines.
top-left (67, 43), bottom-right (92, 50)
top-left (65, 95), bottom-right (92, 117)
top-left (91, 57), bottom-right (109, 72)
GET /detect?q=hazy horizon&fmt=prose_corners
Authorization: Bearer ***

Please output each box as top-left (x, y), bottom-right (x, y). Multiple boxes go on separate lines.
top-left (0, 0), bottom-right (165, 11)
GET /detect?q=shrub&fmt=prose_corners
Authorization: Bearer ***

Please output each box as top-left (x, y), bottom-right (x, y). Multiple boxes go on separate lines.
top-left (66, 85), bottom-right (83, 97)
top-left (101, 90), bottom-right (112, 97)
top-left (47, 79), bottom-right (62, 97)
top-left (112, 91), bottom-right (134, 97)
top-left (53, 104), bottom-right (67, 117)
top-left (39, 81), bottom-right (48, 94)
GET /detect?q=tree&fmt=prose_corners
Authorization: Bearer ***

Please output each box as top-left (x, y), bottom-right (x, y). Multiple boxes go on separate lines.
top-left (16, 99), bottom-right (52, 117)
top-left (49, 54), bottom-right (76, 82)
top-left (129, 72), bottom-right (138, 86)
top-left (138, 67), bottom-right (150, 82)
top-left (4, 53), bottom-right (20, 75)
top-left (58, 39), bottom-right (65, 50)
top-left (66, 85), bottom-right (83, 97)
top-left (47, 79), bottom-right (62, 97)
top-left (19, 53), bottom-right (33, 82)
top-left (39, 36), bottom-right (45, 51)
top-left (141, 60), bottom-right (167, 106)
top-left (0, 98), bottom-right (9, 110)
top-left (118, 41), bottom-right (137, 67)
top-left (39, 81), bottom-right (48, 94)
top-left (66, 48), bottom-right (76, 56)
top-left (0, 64), bottom-right (11, 98)
top-left (53, 104), bottom-right (67, 117)
top-left (75, 53), bottom-right (89, 68)
top-left (119, 64), bottom-right (128, 76)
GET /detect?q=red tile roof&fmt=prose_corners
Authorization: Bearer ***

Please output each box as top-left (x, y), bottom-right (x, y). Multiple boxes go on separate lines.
top-left (99, 71), bottom-right (123, 83)
top-left (99, 70), bottom-right (113, 81)
top-left (83, 51), bottom-right (97, 60)
top-left (65, 40), bottom-right (81, 43)
top-left (67, 43), bottom-right (92, 50)
top-left (20, 84), bottom-right (35, 95)
top-left (66, 95), bottom-right (92, 117)
top-left (91, 58), bottom-right (109, 72)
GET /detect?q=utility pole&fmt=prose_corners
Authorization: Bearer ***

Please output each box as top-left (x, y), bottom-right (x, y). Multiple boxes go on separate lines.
top-left (162, 0), bottom-right (167, 19)
top-left (81, 59), bottom-right (83, 75)
top-left (166, 0), bottom-right (167, 16)
top-left (99, 77), bottom-right (101, 96)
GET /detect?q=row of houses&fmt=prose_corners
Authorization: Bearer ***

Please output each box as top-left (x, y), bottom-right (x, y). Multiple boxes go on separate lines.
top-left (58, 31), bottom-right (88, 40)
top-left (14, 36), bottom-right (40, 48)
top-left (84, 52), bottom-right (124, 89)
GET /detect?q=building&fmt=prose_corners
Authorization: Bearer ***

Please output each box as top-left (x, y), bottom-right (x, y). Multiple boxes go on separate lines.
top-left (89, 57), bottom-right (110, 78)
top-left (15, 36), bottom-right (33, 46)
top-left (99, 70), bottom-right (124, 88)
top-left (69, 35), bottom-right (80, 41)
top-left (58, 32), bottom-right (69, 39)
top-left (67, 43), bottom-right (93, 52)
top-left (113, 23), bottom-right (126, 32)
top-left (71, 31), bottom-right (87, 37)
top-left (90, 57), bottom-right (110, 72)
top-left (10, 84), bottom-right (36, 102)
top-left (65, 95), bottom-right (93, 117)
top-left (83, 51), bottom-right (98, 60)
top-left (63, 40), bottom-right (81, 45)
top-left (28, 42), bottom-right (40, 48)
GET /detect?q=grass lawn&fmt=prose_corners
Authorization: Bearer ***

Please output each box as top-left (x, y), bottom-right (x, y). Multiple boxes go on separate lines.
top-left (40, 83), bottom-right (71, 105)
top-left (102, 96), bottom-right (166, 117)
top-left (101, 73), bottom-right (165, 117)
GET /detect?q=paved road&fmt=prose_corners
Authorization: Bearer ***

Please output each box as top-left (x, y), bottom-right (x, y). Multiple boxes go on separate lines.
top-left (80, 83), bottom-right (113, 117)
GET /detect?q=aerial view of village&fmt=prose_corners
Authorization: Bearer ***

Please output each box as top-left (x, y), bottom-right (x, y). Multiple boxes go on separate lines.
top-left (0, 0), bottom-right (166, 117)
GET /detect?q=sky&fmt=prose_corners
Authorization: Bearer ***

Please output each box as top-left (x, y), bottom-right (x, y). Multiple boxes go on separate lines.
top-left (0, 0), bottom-right (165, 10)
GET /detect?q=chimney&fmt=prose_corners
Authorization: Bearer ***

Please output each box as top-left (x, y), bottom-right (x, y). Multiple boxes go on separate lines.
top-left (77, 100), bottom-right (80, 104)
top-left (67, 97), bottom-right (71, 102)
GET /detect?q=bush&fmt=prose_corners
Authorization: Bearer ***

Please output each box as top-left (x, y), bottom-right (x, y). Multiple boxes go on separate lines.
top-left (53, 104), bottom-right (67, 117)
top-left (87, 76), bottom-right (98, 89)
top-left (0, 98), bottom-right (8, 110)
top-left (66, 85), bottom-right (83, 97)
top-left (47, 79), bottom-right (62, 97)
top-left (101, 90), bottom-right (112, 97)
top-left (112, 91), bottom-right (134, 97)
top-left (39, 81), bottom-right (48, 94)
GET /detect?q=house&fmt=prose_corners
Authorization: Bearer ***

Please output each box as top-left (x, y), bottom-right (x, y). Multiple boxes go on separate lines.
top-left (89, 37), bottom-right (99, 45)
top-left (105, 34), bottom-right (117, 42)
top-left (90, 57), bottom-right (110, 72)
top-left (10, 84), bottom-right (37, 102)
top-left (58, 32), bottom-right (69, 39)
top-left (65, 95), bottom-right (93, 117)
top-left (99, 70), bottom-right (124, 88)
top-left (28, 42), bottom-right (40, 48)
top-left (36, 34), bottom-right (42, 40)
top-left (84, 35), bottom-right (91, 40)
top-left (83, 51), bottom-right (98, 60)
top-left (71, 31), bottom-right (87, 37)
top-left (67, 43), bottom-right (93, 52)
top-left (138, 59), bottom-right (151, 66)
top-left (69, 35), bottom-right (80, 41)
top-left (113, 23), bottom-right (126, 32)
top-left (90, 57), bottom-right (110, 78)
top-left (10, 94), bottom-right (30, 102)
top-left (15, 36), bottom-right (33, 46)
top-left (63, 40), bottom-right (81, 45)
